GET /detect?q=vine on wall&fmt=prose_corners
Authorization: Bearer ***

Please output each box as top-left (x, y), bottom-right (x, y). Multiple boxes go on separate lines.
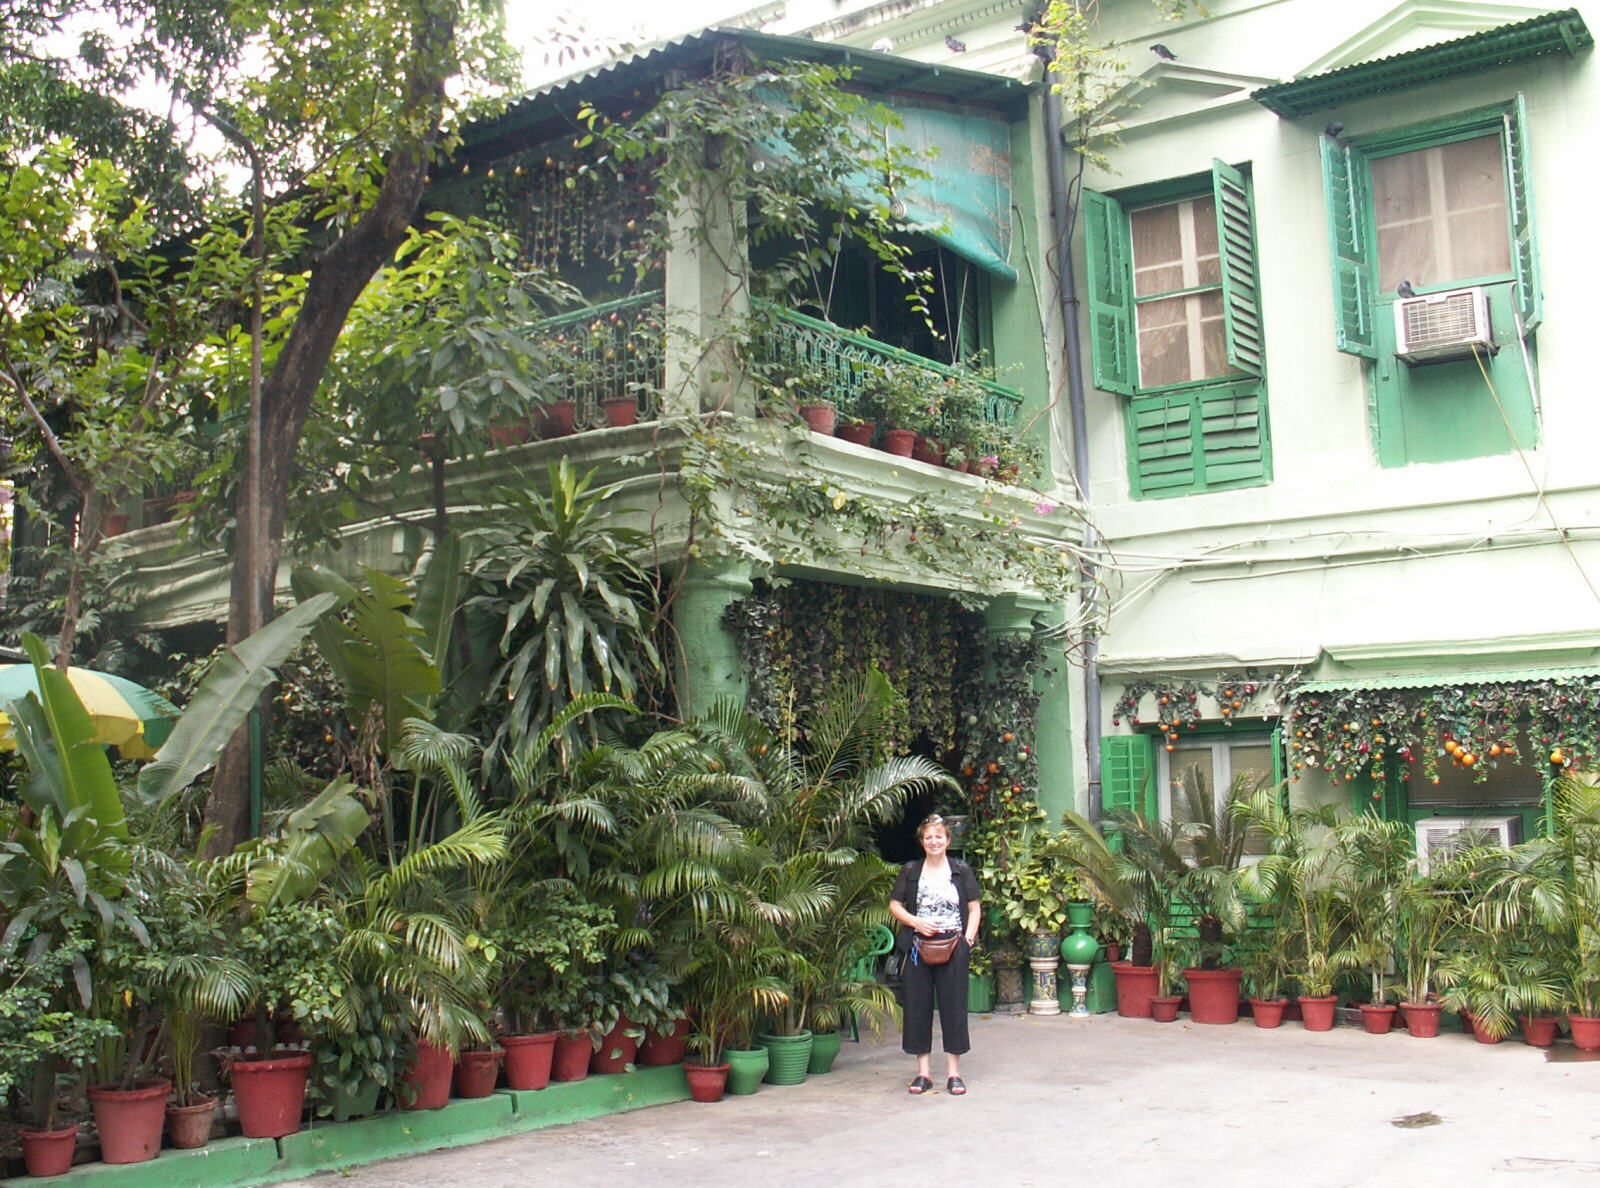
top-left (724, 580), bottom-right (977, 756)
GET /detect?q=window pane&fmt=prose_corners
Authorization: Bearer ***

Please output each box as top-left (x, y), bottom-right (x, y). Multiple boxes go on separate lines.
top-left (1371, 135), bottom-right (1510, 292)
top-left (1137, 290), bottom-right (1230, 388)
top-left (1228, 743), bottom-right (1275, 856)
top-left (1131, 196), bottom-right (1221, 297)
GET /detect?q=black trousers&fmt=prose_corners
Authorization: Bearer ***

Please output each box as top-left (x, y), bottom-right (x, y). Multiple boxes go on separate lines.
top-left (900, 938), bottom-right (970, 1056)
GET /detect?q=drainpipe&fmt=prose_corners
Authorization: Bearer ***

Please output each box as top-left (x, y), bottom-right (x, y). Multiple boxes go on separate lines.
top-left (1040, 50), bottom-right (1104, 822)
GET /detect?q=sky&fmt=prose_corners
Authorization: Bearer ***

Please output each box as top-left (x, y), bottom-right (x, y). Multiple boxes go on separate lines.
top-left (507, 0), bottom-right (754, 86)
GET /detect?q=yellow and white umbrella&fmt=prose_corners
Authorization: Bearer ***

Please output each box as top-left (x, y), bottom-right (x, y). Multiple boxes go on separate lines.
top-left (0, 664), bottom-right (179, 759)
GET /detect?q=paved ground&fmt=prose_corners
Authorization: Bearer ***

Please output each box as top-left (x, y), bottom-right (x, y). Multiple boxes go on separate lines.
top-left (281, 1012), bottom-right (1600, 1188)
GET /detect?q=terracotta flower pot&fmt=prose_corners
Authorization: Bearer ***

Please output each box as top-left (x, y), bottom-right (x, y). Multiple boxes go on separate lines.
top-left (88, 1079), bottom-right (171, 1164)
top-left (19, 1123), bottom-right (78, 1177)
top-left (165, 1094), bottom-right (218, 1149)
top-left (488, 422), bottom-right (529, 448)
top-left (1359, 1003), bottom-right (1398, 1035)
top-left (881, 427), bottom-right (916, 457)
top-left (537, 400), bottom-right (577, 438)
top-left (1401, 1002), bottom-right (1443, 1038)
top-left (102, 512), bottom-right (133, 537)
top-left (1299, 995), bottom-right (1339, 1032)
top-left (1248, 997), bottom-right (1288, 1028)
top-left (602, 396), bottom-right (638, 427)
top-left (1521, 1015), bottom-right (1559, 1047)
top-left (837, 421), bottom-right (875, 446)
top-left (1567, 1014), bottom-right (1600, 1051)
top-left (551, 1031), bottom-right (593, 1082)
top-left (1464, 1011), bottom-right (1504, 1044)
top-left (1150, 995), bottom-right (1182, 1023)
top-left (502, 1032), bottom-right (558, 1089)
top-left (1112, 962), bottom-right (1160, 1018)
top-left (232, 1050), bottom-right (312, 1136)
top-left (1183, 968), bottom-right (1242, 1025)
top-left (452, 1047), bottom-right (504, 1098)
top-left (400, 1041), bottom-right (453, 1110)
top-left (797, 403), bottom-right (836, 435)
top-left (639, 1017), bottom-right (691, 1066)
top-left (910, 435), bottom-right (943, 466)
top-left (683, 1062), bottom-right (730, 1103)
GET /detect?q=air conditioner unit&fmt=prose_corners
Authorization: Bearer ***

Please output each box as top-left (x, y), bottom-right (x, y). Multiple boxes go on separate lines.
top-left (1414, 814), bottom-right (1519, 873)
top-left (1393, 286), bottom-right (1495, 365)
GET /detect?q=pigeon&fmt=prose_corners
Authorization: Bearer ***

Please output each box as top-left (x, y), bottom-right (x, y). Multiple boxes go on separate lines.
top-left (1324, 121), bottom-right (1344, 139)
top-left (1398, 280), bottom-right (1416, 298)
top-left (871, 36), bottom-right (894, 53)
top-left (1150, 43), bottom-right (1177, 59)
top-left (945, 34), bottom-right (967, 52)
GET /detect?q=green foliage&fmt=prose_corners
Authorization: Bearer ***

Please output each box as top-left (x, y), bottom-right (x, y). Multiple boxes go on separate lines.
top-left (581, 53), bottom-right (930, 313)
top-left (476, 884), bottom-right (615, 1035)
top-left (724, 581), bottom-right (976, 757)
top-left (467, 459), bottom-right (662, 753)
top-left (0, 938), bottom-right (119, 1129)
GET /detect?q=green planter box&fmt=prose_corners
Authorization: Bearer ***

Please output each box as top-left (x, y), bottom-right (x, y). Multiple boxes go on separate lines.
top-left (969, 971), bottom-right (995, 1012)
top-left (1084, 961), bottom-right (1117, 1014)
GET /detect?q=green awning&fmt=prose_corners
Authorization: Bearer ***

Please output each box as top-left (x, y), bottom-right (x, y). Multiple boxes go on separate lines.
top-left (757, 92), bottom-right (1018, 282)
top-left (1297, 664), bottom-right (1600, 694)
top-left (1252, 8), bottom-right (1593, 118)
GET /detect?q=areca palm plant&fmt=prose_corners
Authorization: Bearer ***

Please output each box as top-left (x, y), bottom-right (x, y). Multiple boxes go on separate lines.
top-left (1232, 787), bottom-right (1348, 998)
top-left (1330, 812), bottom-right (1411, 1006)
top-left (674, 666), bottom-right (952, 1038)
top-left (1471, 776), bottom-right (1600, 1019)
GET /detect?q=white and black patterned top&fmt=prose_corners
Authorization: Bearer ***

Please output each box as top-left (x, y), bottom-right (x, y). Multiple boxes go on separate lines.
top-left (916, 864), bottom-right (963, 932)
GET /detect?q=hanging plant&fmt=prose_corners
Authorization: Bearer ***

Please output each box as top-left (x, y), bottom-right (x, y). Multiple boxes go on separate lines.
top-left (1284, 675), bottom-right (1600, 788)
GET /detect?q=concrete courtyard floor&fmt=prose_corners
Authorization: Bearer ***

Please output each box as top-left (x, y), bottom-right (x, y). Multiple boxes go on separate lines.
top-left (280, 1011), bottom-right (1600, 1188)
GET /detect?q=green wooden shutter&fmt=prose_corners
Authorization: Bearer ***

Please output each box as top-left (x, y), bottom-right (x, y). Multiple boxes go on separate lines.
top-left (1102, 733), bottom-right (1156, 819)
top-left (1503, 94), bottom-right (1542, 333)
top-left (1319, 137), bottom-right (1377, 359)
top-left (1128, 395), bottom-right (1197, 497)
top-left (1083, 189), bottom-right (1135, 395)
top-left (1196, 384), bottom-right (1267, 488)
top-left (1212, 160), bottom-right (1263, 376)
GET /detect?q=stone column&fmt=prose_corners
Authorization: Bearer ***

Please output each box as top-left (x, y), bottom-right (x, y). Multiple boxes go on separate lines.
top-left (672, 559), bottom-right (755, 719)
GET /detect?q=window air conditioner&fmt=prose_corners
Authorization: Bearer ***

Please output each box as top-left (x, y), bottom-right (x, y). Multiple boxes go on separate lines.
top-left (1414, 814), bottom-right (1518, 873)
top-left (1393, 286), bottom-right (1495, 365)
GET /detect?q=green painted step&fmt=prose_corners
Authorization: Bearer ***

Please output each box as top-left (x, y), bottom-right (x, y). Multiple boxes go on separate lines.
top-left (0, 1136), bottom-right (279, 1188)
top-left (2, 1066), bottom-right (694, 1188)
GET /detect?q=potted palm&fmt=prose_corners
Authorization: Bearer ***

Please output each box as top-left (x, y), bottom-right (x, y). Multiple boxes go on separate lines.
top-left (1169, 766), bottom-right (1254, 1025)
top-left (1394, 852), bottom-right (1469, 1038)
top-left (1470, 776), bottom-right (1600, 1046)
top-left (1331, 813), bottom-right (1411, 1034)
top-left (1233, 786), bottom-right (1346, 1030)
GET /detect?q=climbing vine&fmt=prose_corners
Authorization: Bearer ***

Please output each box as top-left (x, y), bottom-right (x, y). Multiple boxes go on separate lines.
top-left (724, 581), bottom-right (977, 755)
top-left (1112, 671), bottom-right (1299, 754)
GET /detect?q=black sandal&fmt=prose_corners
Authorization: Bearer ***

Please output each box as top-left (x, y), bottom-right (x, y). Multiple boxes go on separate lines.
top-left (947, 1076), bottom-right (967, 1096)
top-left (908, 1076), bottom-right (932, 1095)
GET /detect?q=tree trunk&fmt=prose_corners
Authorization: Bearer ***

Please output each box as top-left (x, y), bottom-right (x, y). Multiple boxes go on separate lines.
top-left (200, 8), bottom-right (453, 856)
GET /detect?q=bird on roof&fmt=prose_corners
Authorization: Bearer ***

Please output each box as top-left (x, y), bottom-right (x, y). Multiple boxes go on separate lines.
top-left (1324, 121), bottom-right (1345, 139)
top-left (871, 36), bottom-right (894, 53)
top-left (945, 34), bottom-right (967, 52)
top-left (1150, 43), bottom-right (1177, 60)
top-left (1398, 280), bottom-right (1416, 298)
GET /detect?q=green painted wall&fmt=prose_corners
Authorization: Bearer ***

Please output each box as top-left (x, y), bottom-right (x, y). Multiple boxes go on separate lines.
top-left (1369, 282), bottom-right (1538, 468)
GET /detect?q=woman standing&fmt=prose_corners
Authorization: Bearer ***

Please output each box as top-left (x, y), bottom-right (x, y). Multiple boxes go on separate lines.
top-left (889, 814), bottom-right (982, 1095)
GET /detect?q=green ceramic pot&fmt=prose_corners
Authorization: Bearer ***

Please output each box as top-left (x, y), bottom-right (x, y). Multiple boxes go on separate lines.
top-left (723, 1047), bottom-right (769, 1095)
top-left (807, 1029), bottom-right (843, 1074)
top-left (968, 972), bottom-right (995, 1012)
top-left (757, 1031), bottom-right (813, 1085)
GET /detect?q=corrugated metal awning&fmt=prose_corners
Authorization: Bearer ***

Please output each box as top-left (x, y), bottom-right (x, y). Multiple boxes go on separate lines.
top-left (1252, 8), bottom-right (1592, 118)
top-left (1296, 664), bottom-right (1600, 694)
